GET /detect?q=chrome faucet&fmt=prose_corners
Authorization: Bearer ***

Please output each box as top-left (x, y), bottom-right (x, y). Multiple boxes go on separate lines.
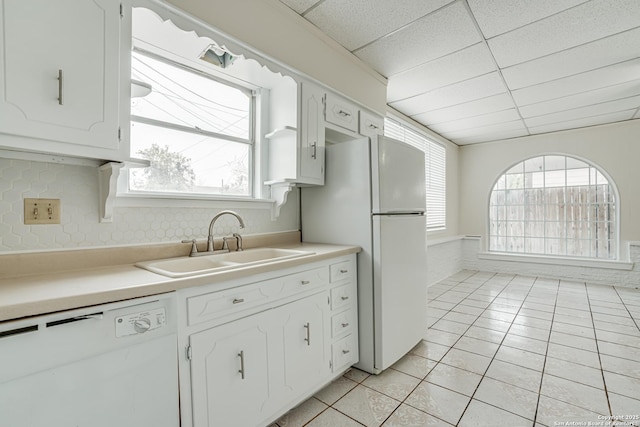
top-left (207, 210), bottom-right (245, 252)
top-left (182, 210), bottom-right (245, 256)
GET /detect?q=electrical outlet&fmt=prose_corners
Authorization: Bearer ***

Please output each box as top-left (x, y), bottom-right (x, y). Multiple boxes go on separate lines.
top-left (24, 198), bottom-right (61, 225)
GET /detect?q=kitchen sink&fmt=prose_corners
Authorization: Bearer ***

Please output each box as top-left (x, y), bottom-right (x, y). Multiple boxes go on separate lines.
top-left (135, 247), bottom-right (314, 278)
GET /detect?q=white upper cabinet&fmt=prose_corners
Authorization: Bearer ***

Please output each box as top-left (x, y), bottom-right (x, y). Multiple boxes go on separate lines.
top-left (325, 93), bottom-right (358, 133)
top-left (266, 80), bottom-right (325, 187)
top-left (359, 110), bottom-right (384, 139)
top-left (297, 82), bottom-right (325, 185)
top-left (0, 0), bottom-right (129, 161)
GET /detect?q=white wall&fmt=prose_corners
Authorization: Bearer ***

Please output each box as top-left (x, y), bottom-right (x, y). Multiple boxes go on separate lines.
top-left (459, 120), bottom-right (640, 255)
top-left (0, 158), bottom-right (299, 252)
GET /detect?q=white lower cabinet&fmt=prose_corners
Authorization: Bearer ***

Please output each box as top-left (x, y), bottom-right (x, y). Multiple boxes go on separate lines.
top-left (281, 292), bottom-right (331, 395)
top-left (189, 309), bottom-right (273, 427)
top-left (179, 254), bottom-right (358, 427)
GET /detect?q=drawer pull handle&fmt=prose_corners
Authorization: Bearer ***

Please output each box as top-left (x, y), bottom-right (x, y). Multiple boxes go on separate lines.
top-left (304, 322), bottom-right (311, 346)
top-left (338, 109), bottom-right (351, 117)
top-left (341, 296), bottom-right (349, 301)
top-left (368, 123), bottom-right (379, 130)
top-left (342, 349), bottom-right (350, 354)
top-left (232, 298), bottom-right (245, 304)
top-left (340, 269), bottom-right (348, 273)
top-left (238, 350), bottom-right (245, 379)
top-left (312, 141), bottom-right (317, 159)
top-left (301, 280), bottom-right (311, 285)
top-left (341, 322), bottom-right (350, 328)
top-left (57, 69), bottom-right (64, 105)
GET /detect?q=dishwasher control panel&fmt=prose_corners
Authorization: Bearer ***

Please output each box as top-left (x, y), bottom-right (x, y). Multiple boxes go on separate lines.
top-left (115, 307), bottom-right (166, 337)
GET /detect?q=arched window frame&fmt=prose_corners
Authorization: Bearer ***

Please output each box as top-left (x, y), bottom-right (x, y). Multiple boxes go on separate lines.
top-left (487, 153), bottom-right (620, 260)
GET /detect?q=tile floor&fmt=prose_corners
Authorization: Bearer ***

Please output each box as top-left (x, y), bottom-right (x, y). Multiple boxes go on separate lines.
top-left (272, 270), bottom-right (640, 427)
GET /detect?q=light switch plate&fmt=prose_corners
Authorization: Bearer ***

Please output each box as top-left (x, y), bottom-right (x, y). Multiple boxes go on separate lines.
top-left (24, 198), bottom-right (61, 224)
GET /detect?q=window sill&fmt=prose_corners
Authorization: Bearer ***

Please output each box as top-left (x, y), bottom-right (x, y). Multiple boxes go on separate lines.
top-left (478, 251), bottom-right (634, 271)
top-left (115, 192), bottom-right (275, 210)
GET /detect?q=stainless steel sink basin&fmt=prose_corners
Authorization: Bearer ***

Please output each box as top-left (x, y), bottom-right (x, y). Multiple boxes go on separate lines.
top-left (135, 248), bottom-right (314, 278)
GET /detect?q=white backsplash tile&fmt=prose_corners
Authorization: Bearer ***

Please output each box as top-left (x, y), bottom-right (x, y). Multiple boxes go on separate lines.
top-left (0, 158), bottom-right (299, 252)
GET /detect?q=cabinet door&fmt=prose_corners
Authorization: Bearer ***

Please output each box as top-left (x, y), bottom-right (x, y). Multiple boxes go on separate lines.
top-left (281, 292), bottom-right (330, 396)
top-left (189, 311), bottom-right (274, 427)
top-left (298, 82), bottom-right (325, 185)
top-left (0, 0), bottom-right (122, 153)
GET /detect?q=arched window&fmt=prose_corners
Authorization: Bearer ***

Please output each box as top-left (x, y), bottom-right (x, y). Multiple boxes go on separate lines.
top-left (489, 155), bottom-right (617, 259)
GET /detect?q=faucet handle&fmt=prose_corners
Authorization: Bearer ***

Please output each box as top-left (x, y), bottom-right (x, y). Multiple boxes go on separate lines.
top-left (232, 233), bottom-right (243, 251)
top-left (221, 237), bottom-right (233, 252)
top-left (181, 239), bottom-right (198, 256)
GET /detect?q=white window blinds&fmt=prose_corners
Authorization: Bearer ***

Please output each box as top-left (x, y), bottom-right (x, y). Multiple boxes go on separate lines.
top-left (384, 118), bottom-right (446, 230)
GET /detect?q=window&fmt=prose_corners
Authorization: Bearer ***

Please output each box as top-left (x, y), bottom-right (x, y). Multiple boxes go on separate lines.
top-left (489, 155), bottom-right (617, 259)
top-left (130, 50), bottom-right (254, 197)
top-left (384, 117), bottom-right (446, 231)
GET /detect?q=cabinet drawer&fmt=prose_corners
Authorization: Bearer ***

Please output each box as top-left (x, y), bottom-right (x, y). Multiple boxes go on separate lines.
top-left (186, 267), bottom-right (329, 326)
top-left (325, 94), bottom-right (358, 133)
top-left (330, 260), bottom-right (353, 283)
top-left (187, 279), bottom-right (280, 326)
top-left (359, 111), bottom-right (383, 138)
top-left (332, 334), bottom-right (358, 372)
top-left (331, 309), bottom-right (355, 338)
top-left (284, 266), bottom-right (329, 292)
top-left (330, 284), bottom-right (354, 311)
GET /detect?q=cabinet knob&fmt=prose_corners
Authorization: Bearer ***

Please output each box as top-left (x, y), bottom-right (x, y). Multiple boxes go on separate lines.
top-left (341, 322), bottom-right (350, 328)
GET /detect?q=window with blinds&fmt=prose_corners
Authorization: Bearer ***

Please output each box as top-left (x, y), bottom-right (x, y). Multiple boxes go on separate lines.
top-left (384, 117), bottom-right (447, 231)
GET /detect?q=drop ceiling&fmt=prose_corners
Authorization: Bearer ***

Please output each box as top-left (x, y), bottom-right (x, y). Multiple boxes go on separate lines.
top-left (277, 0), bottom-right (640, 145)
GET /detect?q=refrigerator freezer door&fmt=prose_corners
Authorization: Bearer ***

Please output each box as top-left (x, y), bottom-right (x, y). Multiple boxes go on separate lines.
top-left (372, 214), bottom-right (427, 371)
top-left (372, 136), bottom-right (426, 214)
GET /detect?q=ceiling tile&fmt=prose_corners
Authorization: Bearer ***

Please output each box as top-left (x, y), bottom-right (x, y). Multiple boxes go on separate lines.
top-left (429, 109), bottom-right (521, 134)
top-left (501, 27), bottom-right (640, 89)
top-left (511, 59), bottom-right (640, 105)
top-left (304, 0), bottom-right (453, 51)
top-left (453, 128), bottom-right (530, 145)
top-left (390, 72), bottom-right (506, 115)
top-left (412, 93), bottom-right (516, 125)
top-left (468, 0), bottom-right (588, 38)
top-left (278, 0), bottom-right (320, 14)
top-left (443, 119), bottom-right (527, 140)
top-left (354, 1), bottom-right (481, 76)
top-left (519, 80), bottom-right (640, 118)
top-left (524, 96), bottom-right (640, 128)
top-left (387, 43), bottom-right (496, 102)
top-left (528, 111), bottom-right (636, 134)
top-left (487, 0), bottom-right (640, 68)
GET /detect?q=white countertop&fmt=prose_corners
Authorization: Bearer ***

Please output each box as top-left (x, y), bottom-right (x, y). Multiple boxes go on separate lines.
top-left (0, 240), bottom-right (360, 322)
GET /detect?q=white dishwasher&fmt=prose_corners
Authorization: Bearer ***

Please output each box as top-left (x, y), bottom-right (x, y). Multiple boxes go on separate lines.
top-left (0, 292), bottom-right (179, 427)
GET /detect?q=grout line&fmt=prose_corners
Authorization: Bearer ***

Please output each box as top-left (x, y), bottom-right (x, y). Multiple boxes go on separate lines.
top-left (584, 281), bottom-right (614, 417)
top-left (531, 276), bottom-right (560, 426)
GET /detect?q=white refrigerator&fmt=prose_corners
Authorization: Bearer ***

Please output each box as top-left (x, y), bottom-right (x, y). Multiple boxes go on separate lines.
top-left (301, 135), bottom-right (427, 374)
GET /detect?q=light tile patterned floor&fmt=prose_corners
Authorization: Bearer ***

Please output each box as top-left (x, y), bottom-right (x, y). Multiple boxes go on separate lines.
top-left (272, 270), bottom-right (640, 427)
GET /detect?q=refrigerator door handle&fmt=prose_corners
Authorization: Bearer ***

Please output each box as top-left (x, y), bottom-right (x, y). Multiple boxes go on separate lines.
top-left (372, 211), bottom-right (425, 216)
